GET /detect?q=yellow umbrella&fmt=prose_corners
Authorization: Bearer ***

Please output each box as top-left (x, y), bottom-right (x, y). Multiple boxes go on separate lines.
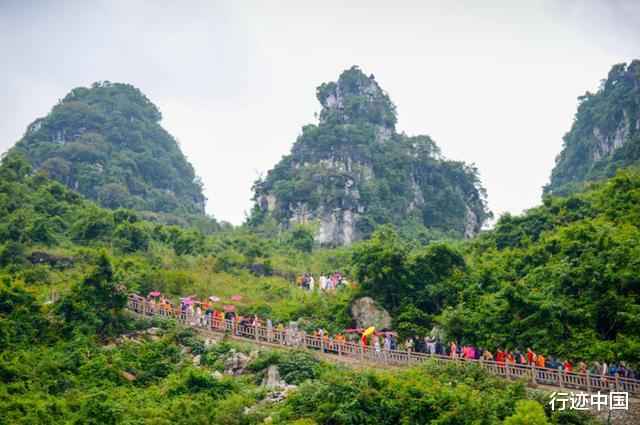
top-left (363, 326), bottom-right (375, 336)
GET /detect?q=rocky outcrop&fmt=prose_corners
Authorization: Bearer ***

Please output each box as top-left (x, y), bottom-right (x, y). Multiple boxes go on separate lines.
top-left (222, 350), bottom-right (251, 375)
top-left (253, 66), bottom-right (490, 245)
top-left (546, 60), bottom-right (640, 196)
top-left (261, 365), bottom-right (285, 389)
top-left (350, 296), bottom-right (392, 329)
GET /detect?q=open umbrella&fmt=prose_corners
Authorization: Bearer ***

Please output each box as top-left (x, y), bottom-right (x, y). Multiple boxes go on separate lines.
top-left (187, 294), bottom-right (197, 299)
top-left (344, 328), bottom-right (365, 333)
top-left (363, 326), bottom-right (375, 336)
top-left (231, 295), bottom-right (242, 301)
top-left (149, 291), bottom-right (161, 297)
top-left (223, 305), bottom-right (236, 311)
top-left (209, 296), bottom-right (220, 302)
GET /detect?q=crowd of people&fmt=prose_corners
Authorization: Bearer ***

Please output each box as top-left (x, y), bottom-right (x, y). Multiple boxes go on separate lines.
top-left (386, 335), bottom-right (640, 381)
top-left (295, 271), bottom-right (350, 291)
top-left (134, 295), bottom-right (639, 382)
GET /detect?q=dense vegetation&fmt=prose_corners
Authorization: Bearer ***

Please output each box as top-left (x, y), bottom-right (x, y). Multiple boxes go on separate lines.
top-left (4, 62), bottom-right (639, 422)
top-left (1, 277), bottom-right (590, 424)
top-left (353, 170), bottom-right (640, 363)
top-left (545, 60), bottom-right (640, 196)
top-left (0, 155), bottom-right (353, 330)
top-left (8, 81), bottom-right (209, 225)
top-left (252, 66), bottom-right (491, 244)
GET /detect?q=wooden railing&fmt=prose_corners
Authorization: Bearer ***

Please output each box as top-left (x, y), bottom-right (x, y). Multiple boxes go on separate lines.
top-left (127, 298), bottom-right (640, 397)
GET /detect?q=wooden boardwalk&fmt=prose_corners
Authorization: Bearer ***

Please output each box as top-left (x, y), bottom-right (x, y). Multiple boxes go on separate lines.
top-left (127, 298), bottom-right (640, 397)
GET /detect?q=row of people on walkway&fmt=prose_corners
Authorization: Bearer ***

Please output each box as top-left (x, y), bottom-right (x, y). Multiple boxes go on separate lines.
top-left (134, 297), bottom-right (639, 381)
top-left (397, 336), bottom-right (640, 380)
top-left (296, 272), bottom-right (350, 291)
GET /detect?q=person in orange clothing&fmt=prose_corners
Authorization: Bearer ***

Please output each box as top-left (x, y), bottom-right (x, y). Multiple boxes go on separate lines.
top-left (578, 361), bottom-right (586, 374)
top-left (496, 349), bottom-right (506, 366)
top-left (213, 309), bottom-right (220, 329)
top-left (527, 347), bottom-right (536, 365)
top-left (536, 353), bottom-right (546, 368)
top-left (506, 352), bottom-right (515, 364)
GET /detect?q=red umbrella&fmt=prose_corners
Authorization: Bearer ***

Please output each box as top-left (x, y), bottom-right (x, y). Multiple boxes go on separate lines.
top-left (209, 296), bottom-right (220, 302)
top-left (149, 291), bottom-right (161, 297)
top-left (231, 295), bottom-right (242, 301)
top-left (223, 305), bottom-right (236, 311)
top-left (344, 328), bottom-right (366, 333)
top-left (180, 299), bottom-right (194, 305)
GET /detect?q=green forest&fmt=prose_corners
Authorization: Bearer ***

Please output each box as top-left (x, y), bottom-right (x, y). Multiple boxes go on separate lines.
top-left (545, 60), bottom-right (640, 196)
top-left (1, 150), bottom-right (630, 423)
top-left (2, 61), bottom-right (640, 424)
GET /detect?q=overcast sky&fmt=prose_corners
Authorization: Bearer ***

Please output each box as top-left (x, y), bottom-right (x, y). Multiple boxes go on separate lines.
top-left (1, 0), bottom-right (639, 225)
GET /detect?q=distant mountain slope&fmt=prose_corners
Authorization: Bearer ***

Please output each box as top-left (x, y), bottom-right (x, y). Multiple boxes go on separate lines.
top-left (545, 60), bottom-right (640, 196)
top-left (8, 81), bottom-right (207, 224)
top-left (251, 66), bottom-right (491, 246)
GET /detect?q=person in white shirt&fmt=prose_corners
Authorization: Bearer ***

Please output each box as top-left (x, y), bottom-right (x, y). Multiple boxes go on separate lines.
top-left (309, 275), bottom-right (315, 291)
top-left (319, 274), bottom-right (327, 291)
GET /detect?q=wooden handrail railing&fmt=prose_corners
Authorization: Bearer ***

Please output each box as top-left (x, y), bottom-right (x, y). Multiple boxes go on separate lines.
top-left (125, 298), bottom-right (640, 397)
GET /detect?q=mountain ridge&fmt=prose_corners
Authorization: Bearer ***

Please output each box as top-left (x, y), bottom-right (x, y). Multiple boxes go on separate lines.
top-left (7, 81), bottom-right (208, 226)
top-left (545, 60), bottom-right (640, 196)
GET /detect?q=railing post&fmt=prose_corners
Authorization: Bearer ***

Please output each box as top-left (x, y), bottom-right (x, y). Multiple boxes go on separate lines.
top-left (383, 349), bottom-right (387, 365)
top-left (360, 344), bottom-right (364, 360)
top-left (407, 350), bottom-right (411, 365)
top-left (531, 363), bottom-right (537, 385)
top-left (254, 324), bottom-right (259, 341)
top-left (320, 337), bottom-right (325, 353)
top-left (557, 369), bottom-right (563, 389)
top-left (615, 373), bottom-right (620, 391)
top-left (586, 370), bottom-right (591, 393)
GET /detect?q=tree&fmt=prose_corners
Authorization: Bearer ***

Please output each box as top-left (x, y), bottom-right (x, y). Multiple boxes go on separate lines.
top-left (288, 224), bottom-right (315, 253)
top-left (55, 250), bottom-right (128, 337)
top-left (0, 155), bottom-right (31, 182)
top-left (503, 400), bottom-right (550, 425)
top-left (352, 226), bottom-right (410, 312)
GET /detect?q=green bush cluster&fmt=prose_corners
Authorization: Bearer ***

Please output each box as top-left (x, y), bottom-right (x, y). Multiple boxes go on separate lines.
top-left (352, 171), bottom-right (640, 362)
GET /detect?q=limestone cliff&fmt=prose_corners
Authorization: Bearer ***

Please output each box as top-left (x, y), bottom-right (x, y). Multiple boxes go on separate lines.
top-left (252, 66), bottom-right (491, 246)
top-left (545, 60), bottom-right (640, 196)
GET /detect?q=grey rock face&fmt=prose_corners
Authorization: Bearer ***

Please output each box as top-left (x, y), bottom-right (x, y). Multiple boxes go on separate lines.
top-left (350, 296), bottom-right (392, 329)
top-left (261, 365), bottom-right (285, 388)
top-left (222, 350), bottom-right (251, 375)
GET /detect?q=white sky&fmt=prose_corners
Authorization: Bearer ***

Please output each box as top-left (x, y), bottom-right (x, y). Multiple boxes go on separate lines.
top-left (1, 0), bottom-right (639, 225)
